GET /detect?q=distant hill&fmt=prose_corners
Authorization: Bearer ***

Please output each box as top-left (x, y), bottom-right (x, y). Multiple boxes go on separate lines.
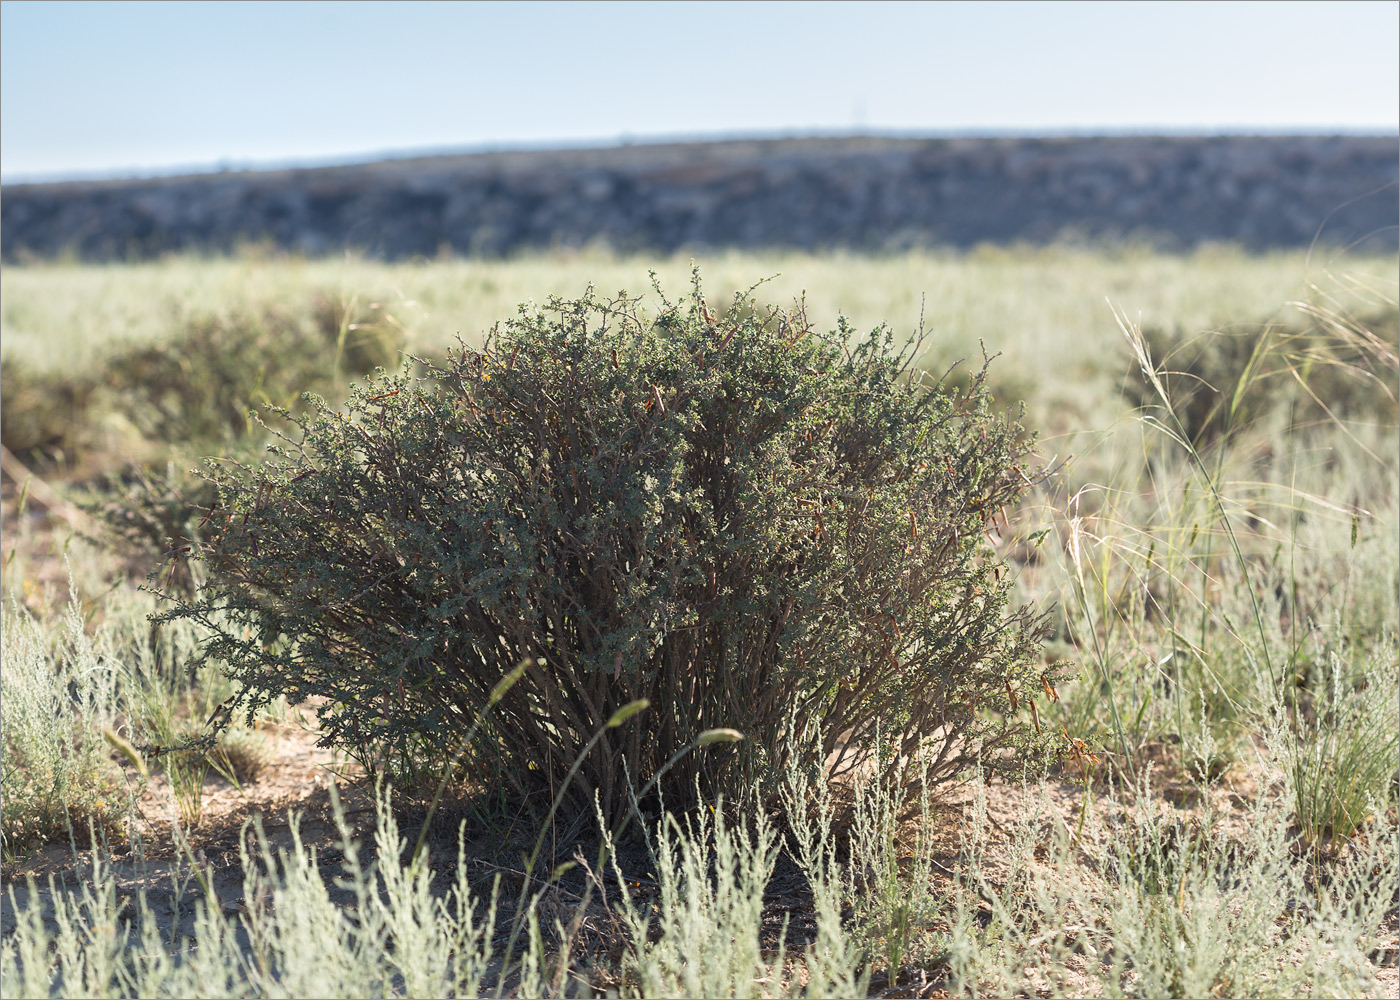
top-left (2, 134), bottom-right (1396, 261)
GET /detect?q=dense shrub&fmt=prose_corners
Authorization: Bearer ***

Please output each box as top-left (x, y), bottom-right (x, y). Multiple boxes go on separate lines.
top-left (158, 275), bottom-right (1054, 825)
top-left (1, 598), bottom-right (126, 855)
top-left (99, 303), bottom-right (403, 447)
top-left (0, 298), bottom-right (404, 472)
top-left (0, 355), bottom-right (98, 469)
top-left (1123, 308), bottom-right (1399, 446)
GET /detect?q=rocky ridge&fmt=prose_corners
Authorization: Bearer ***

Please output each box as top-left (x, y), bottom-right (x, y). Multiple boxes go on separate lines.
top-left (2, 134), bottom-right (1396, 260)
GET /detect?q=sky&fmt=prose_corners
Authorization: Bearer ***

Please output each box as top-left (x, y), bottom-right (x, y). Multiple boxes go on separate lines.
top-left (2, 0), bottom-right (1396, 182)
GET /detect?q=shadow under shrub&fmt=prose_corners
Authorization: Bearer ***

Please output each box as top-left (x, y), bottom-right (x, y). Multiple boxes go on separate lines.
top-left (81, 462), bottom-right (220, 593)
top-left (158, 275), bottom-right (1054, 827)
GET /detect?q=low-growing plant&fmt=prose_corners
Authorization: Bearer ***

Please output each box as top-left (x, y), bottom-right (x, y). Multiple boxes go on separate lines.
top-left (112, 582), bottom-right (277, 829)
top-left (1289, 646), bottom-right (1399, 847)
top-left (0, 594), bottom-right (127, 856)
top-left (612, 800), bottom-right (785, 996)
top-left (310, 290), bottom-right (415, 381)
top-left (80, 462), bottom-right (218, 592)
top-left (1045, 293), bottom-right (1398, 785)
top-left (157, 272), bottom-right (1056, 827)
top-left (948, 768), bottom-right (1399, 1000)
top-left (1, 784), bottom-right (505, 999)
top-left (837, 743), bottom-right (950, 983)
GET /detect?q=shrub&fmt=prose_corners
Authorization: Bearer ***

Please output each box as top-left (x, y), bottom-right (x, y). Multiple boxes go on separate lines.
top-left (1122, 308), bottom-right (1398, 447)
top-left (0, 297), bottom-right (404, 474)
top-left (1, 597), bottom-right (126, 856)
top-left (157, 274), bottom-right (1053, 826)
top-left (82, 463), bottom-right (219, 593)
top-left (0, 354), bottom-right (98, 469)
top-left (98, 304), bottom-right (403, 449)
top-left (1291, 647), bottom-right (1400, 847)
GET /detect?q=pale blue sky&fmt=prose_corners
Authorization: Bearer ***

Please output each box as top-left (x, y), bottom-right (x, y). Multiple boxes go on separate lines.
top-left (2, 0), bottom-right (1396, 182)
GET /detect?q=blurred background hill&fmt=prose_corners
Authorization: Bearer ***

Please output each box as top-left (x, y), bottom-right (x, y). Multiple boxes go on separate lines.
top-left (3, 133), bottom-right (1396, 261)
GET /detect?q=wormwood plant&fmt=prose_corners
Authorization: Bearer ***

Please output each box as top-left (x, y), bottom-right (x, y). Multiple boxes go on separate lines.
top-left (1, 595), bottom-right (125, 855)
top-left (156, 273), bottom-right (1053, 826)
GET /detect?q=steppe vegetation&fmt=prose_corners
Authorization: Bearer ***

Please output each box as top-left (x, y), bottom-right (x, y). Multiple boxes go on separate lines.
top-left (1, 245), bottom-right (1397, 997)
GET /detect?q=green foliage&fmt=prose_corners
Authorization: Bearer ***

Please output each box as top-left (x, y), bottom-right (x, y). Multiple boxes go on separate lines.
top-left (0, 596), bottom-right (126, 856)
top-left (117, 595), bottom-right (267, 829)
top-left (98, 303), bottom-right (402, 449)
top-left (0, 579), bottom-right (270, 855)
top-left (4, 251), bottom-right (1398, 996)
top-left (0, 354), bottom-right (97, 468)
top-left (1290, 647), bottom-right (1400, 847)
top-left (80, 463), bottom-right (219, 593)
top-left (614, 804), bottom-right (788, 996)
top-left (1045, 295), bottom-right (1399, 792)
top-left (158, 273), bottom-right (1053, 825)
top-left (1122, 308), bottom-right (1398, 447)
top-left (787, 737), bottom-right (950, 985)
top-left (0, 298), bottom-right (403, 473)
top-left (950, 772), bottom-right (1398, 1000)
top-left (1, 785), bottom-right (503, 999)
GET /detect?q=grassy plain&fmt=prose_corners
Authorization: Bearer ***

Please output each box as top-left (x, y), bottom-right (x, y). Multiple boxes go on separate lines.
top-left (0, 245), bottom-right (1396, 997)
